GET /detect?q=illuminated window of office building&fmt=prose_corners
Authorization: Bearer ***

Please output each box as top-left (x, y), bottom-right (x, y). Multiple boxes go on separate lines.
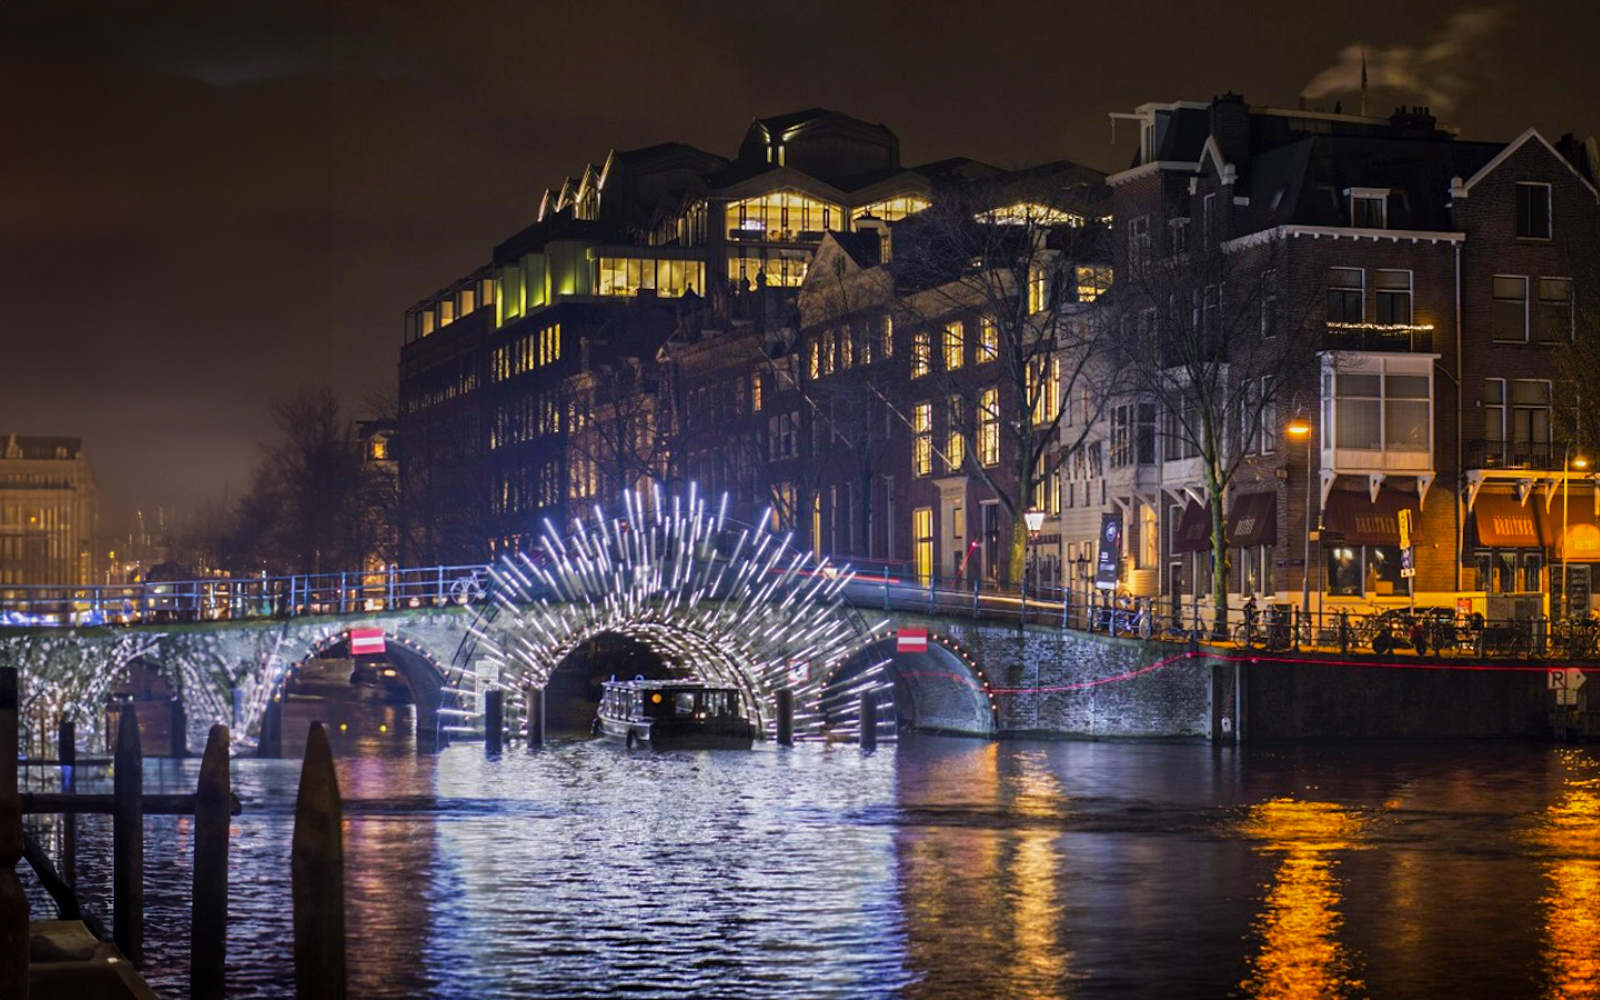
top-left (597, 257), bottom-right (705, 298)
top-left (912, 329), bottom-right (931, 378)
top-left (946, 397), bottom-right (965, 472)
top-left (979, 319), bottom-right (998, 361)
top-left (1028, 264), bottom-right (1052, 314)
top-left (1075, 266), bottom-right (1112, 303)
top-left (978, 388), bottom-right (1000, 467)
top-left (726, 191), bottom-right (843, 241)
top-left (729, 253), bottom-right (808, 288)
top-left (943, 321), bottom-right (964, 370)
top-left (751, 371), bottom-right (763, 413)
top-left (913, 403), bottom-right (933, 476)
top-left (839, 329), bottom-right (852, 369)
top-left (852, 195), bottom-right (930, 222)
top-left (439, 299), bottom-right (456, 326)
top-left (980, 202), bottom-right (1085, 227)
top-left (420, 309), bottom-right (436, 337)
top-left (538, 324), bottom-right (562, 367)
top-left (882, 315), bottom-right (894, 358)
top-left (808, 339), bottom-right (820, 380)
top-left (1027, 357), bottom-right (1060, 424)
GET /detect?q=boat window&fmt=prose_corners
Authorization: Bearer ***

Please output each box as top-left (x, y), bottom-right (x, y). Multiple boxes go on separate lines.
top-left (703, 691), bottom-right (730, 716)
top-left (674, 692), bottom-right (696, 715)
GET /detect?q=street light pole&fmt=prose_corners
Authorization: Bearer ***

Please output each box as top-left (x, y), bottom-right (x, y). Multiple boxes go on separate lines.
top-left (1286, 416), bottom-right (1314, 622)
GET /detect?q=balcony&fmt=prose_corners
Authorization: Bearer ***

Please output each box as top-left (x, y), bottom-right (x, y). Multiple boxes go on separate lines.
top-left (1465, 439), bottom-right (1575, 471)
top-left (1323, 322), bottom-right (1433, 353)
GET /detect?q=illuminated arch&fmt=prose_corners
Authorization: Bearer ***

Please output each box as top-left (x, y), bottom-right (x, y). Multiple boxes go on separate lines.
top-left (820, 630), bottom-right (998, 740)
top-left (472, 488), bottom-right (887, 738)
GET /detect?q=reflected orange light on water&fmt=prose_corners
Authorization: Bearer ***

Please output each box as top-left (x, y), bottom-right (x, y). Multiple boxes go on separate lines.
top-left (1532, 750), bottom-right (1600, 1000)
top-left (1238, 798), bottom-right (1368, 1000)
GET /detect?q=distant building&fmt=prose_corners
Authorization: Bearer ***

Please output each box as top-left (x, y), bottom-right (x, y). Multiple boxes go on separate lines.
top-left (0, 435), bottom-right (99, 585)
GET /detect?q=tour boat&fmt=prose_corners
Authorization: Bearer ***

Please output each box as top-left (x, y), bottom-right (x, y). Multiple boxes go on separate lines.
top-left (595, 678), bottom-right (757, 750)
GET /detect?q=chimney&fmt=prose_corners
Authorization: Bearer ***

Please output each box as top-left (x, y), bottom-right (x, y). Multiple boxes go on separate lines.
top-left (1388, 105), bottom-right (1440, 138)
top-left (1208, 92), bottom-right (1249, 167)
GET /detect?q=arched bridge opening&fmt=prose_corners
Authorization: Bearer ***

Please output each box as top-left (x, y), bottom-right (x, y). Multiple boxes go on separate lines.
top-left (822, 632), bottom-right (997, 741)
top-left (545, 631), bottom-right (672, 734)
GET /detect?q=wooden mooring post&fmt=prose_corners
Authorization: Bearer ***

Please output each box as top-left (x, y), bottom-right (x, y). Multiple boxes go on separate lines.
top-left (0, 668), bottom-right (30, 999)
top-left (524, 686), bottom-right (544, 748)
top-left (484, 689), bottom-right (504, 755)
top-left (191, 725), bottom-right (230, 1000)
top-left (859, 691), bottom-right (878, 751)
top-left (58, 717), bottom-right (76, 887)
top-left (293, 722), bottom-right (346, 1000)
top-left (113, 703), bottom-right (144, 967)
top-left (775, 688), bottom-right (795, 747)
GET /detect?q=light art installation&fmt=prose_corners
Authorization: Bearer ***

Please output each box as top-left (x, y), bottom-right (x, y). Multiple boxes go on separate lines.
top-left (472, 486), bottom-right (890, 738)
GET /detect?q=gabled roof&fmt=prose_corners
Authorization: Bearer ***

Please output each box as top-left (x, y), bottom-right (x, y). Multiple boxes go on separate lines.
top-left (1460, 127), bottom-right (1600, 202)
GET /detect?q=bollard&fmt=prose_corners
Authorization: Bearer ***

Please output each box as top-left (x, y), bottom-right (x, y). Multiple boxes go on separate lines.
top-left (59, 717), bottom-right (76, 888)
top-left (776, 688), bottom-right (795, 747)
top-left (170, 698), bottom-right (188, 758)
top-left (293, 722), bottom-right (347, 1000)
top-left (191, 725), bottom-right (230, 1000)
top-left (484, 689), bottom-right (504, 755)
top-left (524, 687), bottom-right (544, 748)
top-left (113, 703), bottom-right (144, 968)
top-left (859, 691), bottom-right (878, 751)
top-left (0, 669), bottom-right (29, 999)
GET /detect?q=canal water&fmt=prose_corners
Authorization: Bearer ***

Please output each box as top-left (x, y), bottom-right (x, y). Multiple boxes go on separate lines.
top-left (20, 735), bottom-right (1600, 999)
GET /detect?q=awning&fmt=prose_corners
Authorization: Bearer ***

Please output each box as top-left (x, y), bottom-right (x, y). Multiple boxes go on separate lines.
top-left (1323, 488), bottom-right (1419, 546)
top-left (1226, 492), bottom-right (1278, 548)
top-left (1472, 493), bottom-right (1542, 547)
top-left (1173, 500), bottom-right (1213, 552)
top-left (1553, 502), bottom-right (1600, 560)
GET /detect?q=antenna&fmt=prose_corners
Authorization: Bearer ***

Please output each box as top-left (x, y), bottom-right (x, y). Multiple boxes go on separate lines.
top-left (1360, 47), bottom-right (1369, 117)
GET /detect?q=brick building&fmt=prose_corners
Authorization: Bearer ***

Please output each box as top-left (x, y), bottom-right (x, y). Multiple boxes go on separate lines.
top-left (0, 435), bottom-right (99, 586)
top-left (1072, 95), bottom-right (1600, 620)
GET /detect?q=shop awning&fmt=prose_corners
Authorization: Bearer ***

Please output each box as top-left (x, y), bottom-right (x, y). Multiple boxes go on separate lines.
top-left (1472, 493), bottom-right (1542, 547)
top-left (1173, 500), bottom-right (1213, 552)
top-left (1553, 502), bottom-right (1600, 560)
top-left (1226, 492), bottom-right (1278, 548)
top-left (1323, 488), bottom-right (1419, 546)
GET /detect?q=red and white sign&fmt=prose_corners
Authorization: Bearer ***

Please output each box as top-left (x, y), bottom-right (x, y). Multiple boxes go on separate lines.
top-left (897, 628), bottom-right (929, 653)
top-left (349, 628), bottom-right (386, 656)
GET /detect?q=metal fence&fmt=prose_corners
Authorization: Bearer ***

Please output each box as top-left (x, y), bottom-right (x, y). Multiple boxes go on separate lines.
top-left (0, 565), bottom-right (494, 627)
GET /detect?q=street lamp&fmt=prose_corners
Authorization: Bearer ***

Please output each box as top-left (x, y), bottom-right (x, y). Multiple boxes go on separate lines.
top-left (1285, 416), bottom-right (1314, 621)
top-left (1022, 508), bottom-right (1045, 608)
top-left (1562, 451), bottom-right (1590, 618)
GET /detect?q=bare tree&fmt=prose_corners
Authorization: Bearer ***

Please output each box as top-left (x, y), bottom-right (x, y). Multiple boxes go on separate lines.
top-left (886, 171), bottom-right (1111, 583)
top-left (565, 350), bottom-right (673, 503)
top-left (1102, 235), bottom-right (1320, 636)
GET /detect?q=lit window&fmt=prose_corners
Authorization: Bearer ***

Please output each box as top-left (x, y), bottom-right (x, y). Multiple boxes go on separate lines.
top-left (808, 339), bottom-right (820, 380)
top-left (978, 319), bottom-right (999, 361)
top-left (726, 190), bottom-right (843, 241)
top-left (1028, 265), bottom-right (1049, 314)
top-left (943, 321), bottom-right (964, 370)
top-left (598, 258), bottom-right (705, 298)
top-left (751, 371), bottom-right (763, 413)
top-left (913, 403), bottom-right (933, 476)
top-left (1075, 266), bottom-right (1112, 303)
top-left (729, 253), bottom-right (808, 288)
top-left (978, 388), bottom-right (1000, 467)
top-left (946, 397), bottom-right (965, 472)
top-left (840, 329), bottom-right (853, 369)
top-left (881, 315), bottom-right (894, 358)
top-left (852, 195), bottom-right (930, 222)
top-left (912, 330), bottom-right (930, 378)
top-left (979, 202), bottom-right (1084, 227)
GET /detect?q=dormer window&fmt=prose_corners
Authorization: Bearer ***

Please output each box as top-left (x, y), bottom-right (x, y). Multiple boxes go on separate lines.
top-left (1516, 182), bottom-right (1552, 239)
top-left (1347, 188), bottom-right (1389, 228)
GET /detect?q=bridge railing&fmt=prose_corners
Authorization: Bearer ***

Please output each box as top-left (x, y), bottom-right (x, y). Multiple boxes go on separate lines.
top-left (0, 564), bottom-right (493, 627)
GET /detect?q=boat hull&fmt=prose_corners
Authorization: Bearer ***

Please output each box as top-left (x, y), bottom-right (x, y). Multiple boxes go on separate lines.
top-left (596, 715), bottom-right (756, 751)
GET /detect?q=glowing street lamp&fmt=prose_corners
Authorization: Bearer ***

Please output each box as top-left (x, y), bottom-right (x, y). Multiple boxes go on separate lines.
top-left (1286, 416), bottom-right (1314, 620)
top-left (1562, 451), bottom-right (1590, 617)
top-left (1024, 508), bottom-right (1047, 537)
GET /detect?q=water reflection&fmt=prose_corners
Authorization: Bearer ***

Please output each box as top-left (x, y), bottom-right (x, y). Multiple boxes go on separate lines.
top-left (1531, 749), bottom-right (1600, 1000)
top-left (1238, 798), bottom-right (1367, 1000)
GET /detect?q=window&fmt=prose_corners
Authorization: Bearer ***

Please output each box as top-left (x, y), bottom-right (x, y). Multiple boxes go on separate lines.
top-left (1168, 218), bottom-right (1189, 255)
top-left (912, 507), bottom-right (934, 585)
top-left (1537, 278), bottom-right (1574, 342)
top-left (1484, 378), bottom-right (1505, 461)
top-left (1137, 403), bottom-right (1157, 465)
top-left (597, 258), bottom-right (706, 298)
top-left (1028, 264), bottom-right (1050, 314)
top-left (943, 321), bottom-right (964, 370)
top-left (1351, 194), bottom-right (1386, 229)
top-left (857, 324), bottom-right (873, 366)
top-left (1202, 193), bottom-right (1215, 245)
top-left (1509, 379), bottom-right (1552, 464)
top-left (1075, 266), bottom-right (1112, 303)
top-left (881, 315), bottom-right (894, 358)
top-left (751, 371), bottom-right (763, 413)
top-left (725, 190), bottom-right (842, 241)
top-left (946, 397), bottom-right (965, 472)
top-left (1128, 216), bottom-right (1150, 276)
top-left (1027, 356), bottom-right (1060, 425)
top-left (1492, 276), bottom-right (1529, 341)
top-left (1327, 268), bottom-right (1363, 323)
top-left (1516, 182), bottom-right (1552, 239)
top-left (1110, 405), bottom-right (1131, 468)
top-left (852, 195), bottom-right (930, 222)
top-left (912, 403), bottom-right (933, 476)
top-left (1326, 544), bottom-right (1408, 598)
top-left (821, 331), bottom-right (835, 375)
top-left (808, 339), bottom-right (820, 380)
top-left (1327, 369), bottom-right (1430, 453)
top-left (1261, 269), bottom-right (1278, 338)
top-left (978, 388), bottom-right (1000, 467)
top-left (911, 329), bottom-right (931, 378)
top-left (978, 319), bottom-right (999, 361)
top-left (839, 329), bottom-right (853, 369)
top-left (1375, 270), bottom-right (1412, 324)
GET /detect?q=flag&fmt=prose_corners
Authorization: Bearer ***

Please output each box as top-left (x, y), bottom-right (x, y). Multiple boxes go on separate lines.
top-left (349, 628), bottom-right (386, 656)
top-left (897, 628), bottom-right (928, 653)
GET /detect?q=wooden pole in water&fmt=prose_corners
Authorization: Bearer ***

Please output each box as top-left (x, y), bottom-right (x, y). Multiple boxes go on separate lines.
top-left (859, 691), bottom-right (878, 751)
top-left (775, 688), bottom-right (794, 747)
top-left (113, 703), bottom-right (144, 967)
top-left (169, 698), bottom-right (187, 758)
top-left (292, 722), bottom-right (346, 1000)
top-left (191, 724), bottom-right (230, 1000)
top-left (524, 686), bottom-right (544, 748)
top-left (258, 696), bottom-right (283, 759)
top-left (0, 668), bottom-right (30, 1000)
top-left (59, 716), bottom-right (76, 887)
top-left (484, 689), bottom-right (504, 755)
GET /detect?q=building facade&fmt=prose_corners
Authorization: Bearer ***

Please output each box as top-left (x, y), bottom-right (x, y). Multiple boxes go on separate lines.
top-left (0, 435), bottom-right (99, 586)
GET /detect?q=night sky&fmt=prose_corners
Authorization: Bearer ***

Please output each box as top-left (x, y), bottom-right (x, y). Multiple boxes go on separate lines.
top-left (2, 0), bottom-right (1595, 535)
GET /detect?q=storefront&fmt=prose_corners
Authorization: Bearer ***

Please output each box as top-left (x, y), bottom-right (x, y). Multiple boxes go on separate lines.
top-left (1470, 492), bottom-right (1544, 595)
top-left (1170, 499), bottom-right (1212, 598)
top-left (1549, 498), bottom-right (1600, 615)
top-left (1226, 492), bottom-right (1278, 597)
top-left (1322, 488), bottom-right (1419, 599)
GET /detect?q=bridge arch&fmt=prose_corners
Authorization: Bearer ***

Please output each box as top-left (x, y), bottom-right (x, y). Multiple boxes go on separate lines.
top-left (821, 631), bottom-right (998, 739)
top-left (474, 489), bottom-right (886, 738)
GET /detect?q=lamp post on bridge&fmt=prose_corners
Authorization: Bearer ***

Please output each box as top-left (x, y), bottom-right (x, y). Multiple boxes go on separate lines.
top-left (1022, 508), bottom-right (1046, 627)
top-left (1285, 415), bottom-right (1314, 627)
